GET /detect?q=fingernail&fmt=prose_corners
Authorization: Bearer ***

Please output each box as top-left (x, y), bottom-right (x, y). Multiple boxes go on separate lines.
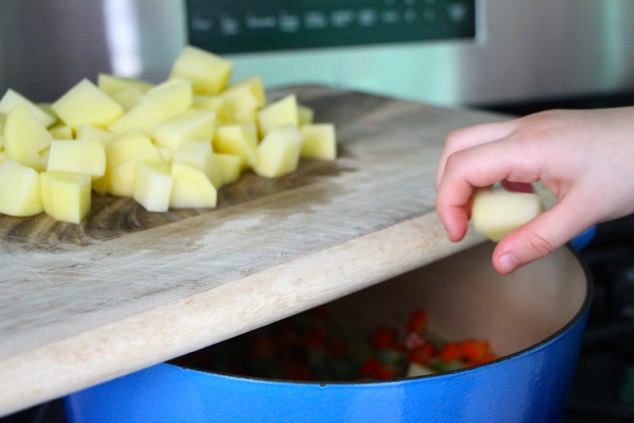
top-left (499, 254), bottom-right (517, 274)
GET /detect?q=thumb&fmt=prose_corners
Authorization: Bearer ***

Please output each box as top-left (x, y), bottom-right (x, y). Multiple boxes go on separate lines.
top-left (490, 196), bottom-right (593, 274)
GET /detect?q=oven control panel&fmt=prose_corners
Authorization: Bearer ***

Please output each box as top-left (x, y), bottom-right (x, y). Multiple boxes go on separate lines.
top-left (185, 0), bottom-right (476, 54)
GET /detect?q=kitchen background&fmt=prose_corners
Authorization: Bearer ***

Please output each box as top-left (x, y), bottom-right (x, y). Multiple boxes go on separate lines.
top-left (1, 0), bottom-right (634, 422)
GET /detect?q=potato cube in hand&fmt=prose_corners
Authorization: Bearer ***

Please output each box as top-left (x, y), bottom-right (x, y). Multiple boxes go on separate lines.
top-left (471, 187), bottom-right (544, 242)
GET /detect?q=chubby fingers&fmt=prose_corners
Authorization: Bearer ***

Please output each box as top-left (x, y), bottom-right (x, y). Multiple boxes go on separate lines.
top-left (491, 194), bottom-right (594, 274)
top-left (436, 120), bottom-right (516, 190)
top-left (435, 134), bottom-right (542, 242)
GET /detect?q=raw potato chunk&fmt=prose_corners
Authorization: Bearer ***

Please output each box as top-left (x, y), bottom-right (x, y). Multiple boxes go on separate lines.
top-left (47, 139), bottom-right (106, 177)
top-left (215, 153), bottom-right (243, 186)
top-left (152, 109), bottom-right (217, 151)
top-left (76, 125), bottom-right (114, 143)
top-left (220, 76), bottom-right (266, 112)
top-left (406, 362), bottom-right (435, 378)
top-left (172, 140), bottom-right (221, 188)
top-left (254, 125), bottom-right (303, 178)
top-left (4, 103), bottom-right (53, 171)
top-left (52, 79), bottom-right (124, 129)
top-left (97, 73), bottom-right (154, 96)
top-left (106, 130), bottom-right (163, 197)
top-left (300, 124), bottom-right (336, 160)
top-left (134, 162), bottom-right (173, 212)
top-left (0, 159), bottom-right (43, 216)
top-left (48, 125), bottom-right (73, 140)
top-left (0, 89), bottom-right (56, 128)
top-left (170, 46), bottom-right (232, 95)
top-left (0, 112), bottom-right (7, 149)
top-left (111, 86), bottom-right (145, 111)
top-left (40, 171), bottom-right (91, 224)
top-left (170, 162), bottom-right (217, 208)
top-left (298, 105), bottom-right (314, 126)
top-left (193, 94), bottom-right (225, 112)
top-left (471, 188), bottom-right (544, 242)
top-left (257, 94), bottom-right (298, 136)
top-left (213, 124), bottom-right (258, 168)
top-left (108, 79), bottom-right (193, 134)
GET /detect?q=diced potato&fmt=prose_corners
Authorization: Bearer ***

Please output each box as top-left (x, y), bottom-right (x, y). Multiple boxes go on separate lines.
top-left (4, 102), bottom-right (53, 171)
top-left (257, 94), bottom-right (298, 136)
top-left (218, 107), bottom-right (257, 125)
top-left (134, 162), bottom-right (173, 212)
top-left (108, 78), bottom-right (193, 134)
top-left (406, 362), bottom-right (435, 378)
top-left (0, 89), bottom-right (56, 128)
top-left (110, 85), bottom-right (145, 111)
top-left (52, 78), bottom-right (124, 129)
top-left (106, 130), bottom-right (155, 168)
top-left (298, 105), bottom-right (314, 126)
top-left (193, 94), bottom-right (225, 112)
top-left (40, 171), bottom-right (91, 223)
top-left (152, 108), bottom-right (216, 151)
top-left (47, 139), bottom-right (106, 177)
top-left (170, 162), bottom-right (217, 208)
top-left (213, 123), bottom-right (258, 168)
top-left (221, 76), bottom-right (266, 111)
top-left (97, 73), bottom-right (154, 96)
top-left (156, 146), bottom-right (173, 163)
top-left (75, 125), bottom-right (114, 143)
top-left (169, 46), bottom-right (232, 95)
top-left (254, 125), bottom-right (303, 178)
top-left (215, 153), bottom-right (244, 186)
top-left (48, 125), bottom-right (74, 140)
top-left (0, 112), bottom-right (6, 149)
top-left (106, 131), bottom-right (163, 197)
top-left (300, 123), bottom-right (337, 161)
top-left (0, 159), bottom-right (43, 216)
top-left (471, 187), bottom-right (545, 242)
top-left (172, 140), bottom-right (221, 188)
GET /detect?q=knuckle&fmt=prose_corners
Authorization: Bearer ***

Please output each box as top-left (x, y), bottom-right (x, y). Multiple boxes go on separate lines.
top-left (523, 231), bottom-right (557, 260)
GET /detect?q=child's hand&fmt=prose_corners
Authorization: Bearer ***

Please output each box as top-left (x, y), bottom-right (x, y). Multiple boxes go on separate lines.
top-left (435, 107), bottom-right (634, 274)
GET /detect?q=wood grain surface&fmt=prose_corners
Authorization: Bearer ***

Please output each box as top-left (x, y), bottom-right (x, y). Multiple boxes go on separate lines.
top-left (0, 85), bottom-right (507, 416)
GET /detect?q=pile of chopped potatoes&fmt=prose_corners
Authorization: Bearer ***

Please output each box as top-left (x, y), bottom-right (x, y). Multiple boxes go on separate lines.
top-left (0, 45), bottom-right (337, 223)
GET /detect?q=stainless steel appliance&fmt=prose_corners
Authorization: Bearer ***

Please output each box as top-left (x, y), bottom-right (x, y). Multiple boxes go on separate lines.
top-left (1, 0), bottom-right (634, 108)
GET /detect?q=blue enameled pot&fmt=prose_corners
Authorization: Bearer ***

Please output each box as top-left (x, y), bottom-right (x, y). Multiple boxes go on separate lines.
top-left (65, 242), bottom-right (592, 423)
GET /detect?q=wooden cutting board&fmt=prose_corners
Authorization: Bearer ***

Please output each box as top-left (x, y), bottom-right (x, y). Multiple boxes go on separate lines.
top-left (0, 85), bottom-right (506, 416)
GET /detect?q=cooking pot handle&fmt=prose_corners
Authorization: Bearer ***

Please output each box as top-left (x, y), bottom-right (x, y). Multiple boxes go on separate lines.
top-left (570, 226), bottom-right (597, 251)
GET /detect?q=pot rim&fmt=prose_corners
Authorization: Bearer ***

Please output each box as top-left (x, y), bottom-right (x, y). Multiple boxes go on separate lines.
top-left (166, 245), bottom-right (594, 387)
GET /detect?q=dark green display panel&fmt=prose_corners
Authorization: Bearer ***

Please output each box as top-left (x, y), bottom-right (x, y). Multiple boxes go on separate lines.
top-left (186, 0), bottom-right (476, 54)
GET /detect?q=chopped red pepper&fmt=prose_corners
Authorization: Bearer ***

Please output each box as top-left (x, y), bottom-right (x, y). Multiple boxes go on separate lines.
top-left (406, 309), bottom-right (428, 335)
top-left (408, 342), bottom-right (435, 366)
top-left (438, 341), bottom-right (462, 362)
top-left (371, 326), bottom-right (397, 349)
top-left (375, 365), bottom-right (397, 380)
top-left (458, 339), bottom-right (491, 363)
top-left (360, 357), bottom-right (381, 378)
